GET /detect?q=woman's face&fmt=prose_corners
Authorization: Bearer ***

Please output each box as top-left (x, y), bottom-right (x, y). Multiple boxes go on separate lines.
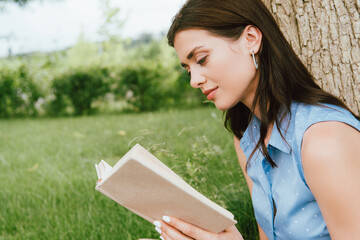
top-left (174, 28), bottom-right (259, 111)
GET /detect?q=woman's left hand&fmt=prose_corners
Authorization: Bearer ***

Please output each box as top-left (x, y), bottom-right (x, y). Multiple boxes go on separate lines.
top-left (153, 216), bottom-right (244, 240)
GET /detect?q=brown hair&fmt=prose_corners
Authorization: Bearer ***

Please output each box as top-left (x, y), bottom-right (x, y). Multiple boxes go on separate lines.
top-left (167, 0), bottom-right (359, 168)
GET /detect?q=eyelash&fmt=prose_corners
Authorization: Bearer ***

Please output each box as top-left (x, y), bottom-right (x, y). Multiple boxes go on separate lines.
top-left (187, 56), bottom-right (208, 77)
top-left (197, 56), bottom-right (207, 65)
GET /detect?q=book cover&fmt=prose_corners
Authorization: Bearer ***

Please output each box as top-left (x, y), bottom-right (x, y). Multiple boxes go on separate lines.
top-left (95, 144), bottom-right (237, 233)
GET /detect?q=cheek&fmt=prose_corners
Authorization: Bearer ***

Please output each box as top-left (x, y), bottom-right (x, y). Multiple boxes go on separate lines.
top-left (218, 53), bottom-right (255, 89)
top-left (208, 52), bottom-right (237, 81)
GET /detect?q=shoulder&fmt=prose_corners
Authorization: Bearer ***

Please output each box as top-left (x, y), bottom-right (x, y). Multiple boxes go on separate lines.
top-left (233, 136), bottom-right (255, 195)
top-left (288, 102), bottom-right (360, 185)
top-left (299, 102), bottom-right (360, 171)
top-left (300, 120), bottom-right (360, 238)
top-left (293, 102), bottom-right (358, 124)
top-left (301, 121), bottom-right (360, 167)
top-left (234, 136), bottom-right (247, 170)
top-left (292, 102), bottom-right (360, 145)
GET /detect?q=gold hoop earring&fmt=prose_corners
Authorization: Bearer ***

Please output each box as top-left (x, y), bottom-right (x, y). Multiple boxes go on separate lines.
top-left (252, 51), bottom-right (258, 69)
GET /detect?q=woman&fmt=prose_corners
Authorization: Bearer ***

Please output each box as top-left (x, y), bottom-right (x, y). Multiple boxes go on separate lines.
top-left (145, 0), bottom-right (360, 239)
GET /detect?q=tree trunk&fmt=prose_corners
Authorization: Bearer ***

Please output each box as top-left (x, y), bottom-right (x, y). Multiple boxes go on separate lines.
top-left (263, 0), bottom-right (360, 114)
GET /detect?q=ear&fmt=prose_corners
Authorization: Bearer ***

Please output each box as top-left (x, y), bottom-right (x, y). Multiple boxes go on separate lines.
top-left (243, 25), bottom-right (262, 54)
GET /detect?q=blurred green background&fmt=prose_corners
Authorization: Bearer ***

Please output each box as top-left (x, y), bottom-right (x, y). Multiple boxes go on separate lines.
top-left (0, 36), bottom-right (206, 117)
top-left (0, 0), bottom-right (206, 117)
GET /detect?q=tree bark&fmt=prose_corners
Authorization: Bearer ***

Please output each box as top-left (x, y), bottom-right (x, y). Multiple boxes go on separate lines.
top-left (263, 0), bottom-right (360, 114)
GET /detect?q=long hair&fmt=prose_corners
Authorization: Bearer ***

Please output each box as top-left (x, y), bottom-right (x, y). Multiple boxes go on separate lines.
top-left (167, 0), bottom-right (360, 168)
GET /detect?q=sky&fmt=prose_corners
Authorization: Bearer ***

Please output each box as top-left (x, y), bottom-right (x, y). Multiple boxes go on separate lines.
top-left (0, 0), bottom-right (185, 57)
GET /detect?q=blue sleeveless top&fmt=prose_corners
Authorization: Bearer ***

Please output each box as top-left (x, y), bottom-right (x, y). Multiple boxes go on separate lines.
top-left (239, 102), bottom-right (360, 240)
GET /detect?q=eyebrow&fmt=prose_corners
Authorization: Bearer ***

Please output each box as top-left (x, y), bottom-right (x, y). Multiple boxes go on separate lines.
top-left (180, 46), bottom-right (204, 67)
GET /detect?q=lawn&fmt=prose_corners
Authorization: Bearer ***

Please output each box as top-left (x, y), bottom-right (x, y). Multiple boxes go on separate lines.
top-left (0, 107), bottom-right (258, 240)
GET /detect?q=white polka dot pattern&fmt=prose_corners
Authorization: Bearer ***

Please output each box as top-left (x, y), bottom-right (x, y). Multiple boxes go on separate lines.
top-left (240, 102), bottom-right (360, 240)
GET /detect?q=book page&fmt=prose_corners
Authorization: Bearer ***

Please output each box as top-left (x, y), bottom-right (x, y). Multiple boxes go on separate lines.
top-left (95, 144), bottom-right (236, 232)
top-left (132, 146), bottom-right (235, 220)
top-left (97, 158), bottom-right (236, 233)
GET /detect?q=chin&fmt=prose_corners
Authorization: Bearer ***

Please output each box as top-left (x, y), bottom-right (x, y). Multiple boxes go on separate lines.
top-left (214, 99), bottom-right (241, 111)
top-left (214, 102), bottom-right (231, 111)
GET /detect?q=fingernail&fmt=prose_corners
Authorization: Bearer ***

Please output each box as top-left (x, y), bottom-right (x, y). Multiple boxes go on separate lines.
top-left (162, 216), bottom-right (170, 223)
top-left (160, 236), bottom-right (164, 240)
top-left (155, 227), bottom-right (161, 234)
top-left (153, 220), bottom-right (161, 228)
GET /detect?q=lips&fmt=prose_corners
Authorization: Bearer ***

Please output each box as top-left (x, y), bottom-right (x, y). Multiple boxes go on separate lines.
top-left (202, 87), bottom-right (218, 100)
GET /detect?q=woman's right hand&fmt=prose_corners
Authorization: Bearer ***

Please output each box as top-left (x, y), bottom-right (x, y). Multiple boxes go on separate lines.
top-left (152, 216), bottom-right (244, 240)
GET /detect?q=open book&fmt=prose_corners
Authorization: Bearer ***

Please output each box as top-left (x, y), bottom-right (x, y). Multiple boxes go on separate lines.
top-left (95, 144), bottom-right (237, 233)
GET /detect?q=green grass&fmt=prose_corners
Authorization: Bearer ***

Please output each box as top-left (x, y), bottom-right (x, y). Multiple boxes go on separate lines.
top-left (0, 107), bottom-right (258, 240)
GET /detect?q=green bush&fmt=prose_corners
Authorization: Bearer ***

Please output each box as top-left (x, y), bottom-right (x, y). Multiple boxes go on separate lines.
top-left (0, 65), bottom-right (43, 118)
top-left (0, 69), bottom-right (17, 118)
top-left (117, 62), bottom-right (166, 112)
top-left (0, 36), bottom-right (210, 117)
top-left (47, 77), bottom-right (72, 116)
top-left (117, 62), bottom-right (206, 112)
top-left (48, 68), bottom-right (111, 116)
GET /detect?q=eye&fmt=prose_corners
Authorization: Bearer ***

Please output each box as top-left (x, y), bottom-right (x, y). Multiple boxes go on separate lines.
top-left (196, 56), bottom-right (207, 65)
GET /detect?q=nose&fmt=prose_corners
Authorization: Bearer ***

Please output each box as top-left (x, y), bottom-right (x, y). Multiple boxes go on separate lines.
top-left (190, 70), bottom-right (206, 89)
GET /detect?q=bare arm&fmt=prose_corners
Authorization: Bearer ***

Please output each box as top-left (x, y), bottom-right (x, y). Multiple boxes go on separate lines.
top-left (302, 121), bottom-right (360, 240)
top-left (234, 137), bottom-right (269, 240)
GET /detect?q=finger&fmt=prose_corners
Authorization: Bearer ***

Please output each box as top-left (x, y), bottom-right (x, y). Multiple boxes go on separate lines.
top-left (220, 225), bottom-right (244, 240)
top-left (154, 220), bottom-right (192, 240)
top-left (223, 225), bottom-right (238, 233)
top-left (162, 216), bottom-right (215, 240)
top-left (161, 230), bottom-right (174, 240)
top-left (160, 221), bottom-right (194, 240)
